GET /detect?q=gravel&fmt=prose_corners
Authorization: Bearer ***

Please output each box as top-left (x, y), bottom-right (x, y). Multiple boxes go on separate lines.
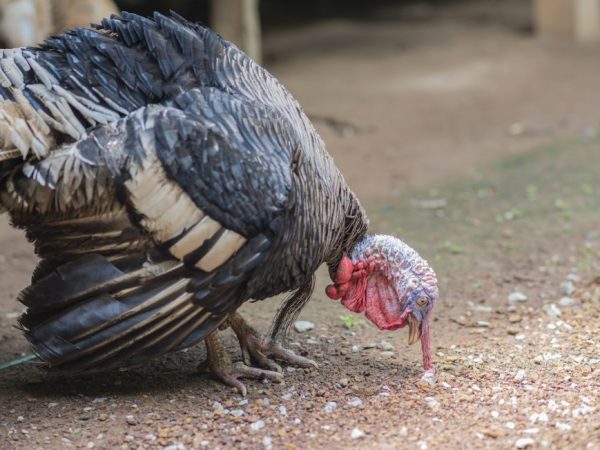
top-left (515, 437), bottom-right (535, 448)
top-left (294, 321), bottom-right (315, 333)
top-left (351, 428), bottom-right (365, 439)
top-left (508, 292), bottom-right (528, 303)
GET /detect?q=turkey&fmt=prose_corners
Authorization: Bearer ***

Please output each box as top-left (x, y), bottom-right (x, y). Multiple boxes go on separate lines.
top-left (0, 11), bottom-right (438, 394)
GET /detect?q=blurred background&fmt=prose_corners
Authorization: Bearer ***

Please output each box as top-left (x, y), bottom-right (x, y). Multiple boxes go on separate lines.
top-left (0, 0), bottom-right (598, 202)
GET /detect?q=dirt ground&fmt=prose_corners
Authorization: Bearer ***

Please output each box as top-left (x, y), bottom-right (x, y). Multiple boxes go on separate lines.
top-left (1, 2), bottom-right (600, 449)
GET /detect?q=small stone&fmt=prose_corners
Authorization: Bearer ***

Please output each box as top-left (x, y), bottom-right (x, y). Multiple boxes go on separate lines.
top-left (362, 343), bottom-right (376, 350)
top-left (380, 351), bottom-right (395, 357)
top-left (144, 434), bottom-right (157, 441)
top-left (286, 366), bottom-right (296, 373)
top-left (514, 369), bottom-right (526, 381)
top-left (251, 420), bottom-right (265, 431)
top-left (324, 402), bottom-right (337, 413)
top-left (416, 370), bottom-right (437, 388)
top-left (533, 356), bottom-right (543, 365)
top-left (294, 321), bottom-right (315, 333)
top-left (338, 378), bottom-right (349, 387)
top-left (230, 409), bottom-right (244, 417)
top-left (508, 315), bottom-right (522, 324)
top-left (507, 327), bottom-right (520, 336)
top-left (558, 296), bottom-right (574, 306)
top-left (98, 414), bottom-right (108, 422)
top-left (477, 321), bottom-right (491, 328)
top-left (92, 397), bottom-right (106, 404)
top-left (515, 437), bottom-right (535, 449)
top-left (508, 292), bottom-right (528, 303)
top-left (278, 405), bottom-right (287, 416)
top-left (347, 397), bottom-right (363, 407)
top-left (16, 416), bottom-right (24, 422)
top-left (530, 412), bottom-right (548, 423)
top-left (305, 338), bottom-right (318, 345)
top-left (566, 273), bottom-right (580, 282)
top-left (378, 340), bottom-right (394, 351)
top-left (506, 422), bottom-right (516, 429)
top-left (282, 393), bottom-right (292, 401)
top-left (263, 436), bottom-right (273, 450)
top-left (125, 415), bottom-right (137, 426)
top-left (560, 281), bottom-right (575, 296)
top-left (351, 345), bottom-right (359, 353)
top-left (424, 397), bottom-right (439, 411)
top-left (543, 303), bottom-right (561, 317)
top-left (351, 428), bottom-right (365, 439)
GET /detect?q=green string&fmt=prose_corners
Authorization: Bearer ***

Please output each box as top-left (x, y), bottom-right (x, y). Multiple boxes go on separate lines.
top-left (0, 354), bottom-right (38, 370)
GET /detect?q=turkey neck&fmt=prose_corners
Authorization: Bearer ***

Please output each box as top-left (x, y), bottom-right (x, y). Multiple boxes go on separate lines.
top-left (246, 135), bottom-right (368, 301)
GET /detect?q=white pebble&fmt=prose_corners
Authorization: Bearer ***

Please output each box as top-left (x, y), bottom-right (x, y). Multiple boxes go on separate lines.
top-left (508, 292), bottom-right (528, 303)
top-left (559, 296), bottom-right (574, 306)
top-left (230, 409), bottom-right (244, 417)
top-left (379, 340), bottom-right (394, 351)
top-left (543, 303), bottom-right (561, 317)
top-left (278, 405), bottom-right (287, 416)
top-left (351, 345), bottom-right (359, 353)
top-left (263, 436), bottom-right (272, 450)
top-left (251, 420), bottom-right (266, 431)
top-left (555, 422), bottom-right (572, 431)
top-left (530, 412), bottom-right (548, 423)
top-left (347, 397), bottom-right (363, 407)
top-left (514, 369), bottom-right (526, 381)
top-left (506, 422), bottom-right (516, 429)
top-left (324, 402), bottom-right (337, 413)
top-left (491, 411), bottom-right (499, 418)
top-left (294, 321), bottom-right (315, 333)
top-left (515, 438), bottom-right (535, 448)
top-left (351, 428), bottom-right (365, 439)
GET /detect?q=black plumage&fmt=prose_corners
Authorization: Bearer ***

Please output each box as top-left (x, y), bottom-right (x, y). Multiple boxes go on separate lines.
top-left (0, 12), bottom-right (368, 373)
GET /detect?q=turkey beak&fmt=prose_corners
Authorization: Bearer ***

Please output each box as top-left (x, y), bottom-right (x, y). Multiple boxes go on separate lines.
top-left (407, 313), bottom-right (422, 345)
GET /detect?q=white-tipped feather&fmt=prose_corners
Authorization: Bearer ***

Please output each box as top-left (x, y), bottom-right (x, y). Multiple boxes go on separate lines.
top-left (197, 230), bottom-right (246, 271)
top-left (169, 215), bottom-right (219, 260)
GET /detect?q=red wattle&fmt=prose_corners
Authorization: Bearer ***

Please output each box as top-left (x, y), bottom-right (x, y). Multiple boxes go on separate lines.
top-left (325, 284), bottom-right (341, 299)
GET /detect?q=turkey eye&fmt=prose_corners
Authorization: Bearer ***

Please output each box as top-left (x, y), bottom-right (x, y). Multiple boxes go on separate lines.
top-left (416, 297), bottom-right (428, 308)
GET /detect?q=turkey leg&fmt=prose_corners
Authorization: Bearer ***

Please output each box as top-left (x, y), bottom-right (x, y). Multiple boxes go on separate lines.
top-left (202, 330), bottom-right (283, 396)
top-left (229, 311), bottom-right (318, 370)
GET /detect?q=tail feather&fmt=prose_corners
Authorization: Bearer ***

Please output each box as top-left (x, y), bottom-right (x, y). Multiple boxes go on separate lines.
top-left (19, 253), bottom-right (225, 372)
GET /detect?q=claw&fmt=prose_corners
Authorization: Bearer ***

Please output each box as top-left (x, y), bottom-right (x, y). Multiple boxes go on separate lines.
top-left (203, 331), bottom-right (282, 396)
top-left (228, 312), bottom-right (318, 371)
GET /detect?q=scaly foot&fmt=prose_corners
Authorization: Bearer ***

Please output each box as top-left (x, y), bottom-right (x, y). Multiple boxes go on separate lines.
top-left (202, 331), bottom-right (283, 396)
top-left (228, 312), bottom-right (318, 371)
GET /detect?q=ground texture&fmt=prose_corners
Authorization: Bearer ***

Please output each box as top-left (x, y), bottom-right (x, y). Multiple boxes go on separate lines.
top-left (1, 2), bottom-right (600, 449)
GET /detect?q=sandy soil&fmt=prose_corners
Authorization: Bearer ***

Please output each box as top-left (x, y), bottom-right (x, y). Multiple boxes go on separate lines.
top-left (1, 2), bottom-right (600, 449)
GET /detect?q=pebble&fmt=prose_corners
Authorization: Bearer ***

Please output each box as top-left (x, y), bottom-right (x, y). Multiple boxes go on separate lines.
top-left (251, 420), bottom-right (266, 431)
top-left (515, 437), bottom-right (535, 448)
top-left (324, 402), bottom-right (337, 413)
top-left (477, 321), bottom-right (491, 328)
top-left (416, 370), bottom-right (437, 388)
top-left (294, 321), bottom-right (315, 333)
top-left (530, 412), bottom-right (548, 423)
top-left (380, 351), bottom-right (395, 358)
top-left (506, 422), bottom-right (516, 429)
top-left (559, 296), bottom-right (574, 306)
top-left (362, 343), bottom-right (377, 350)
top-left (424, 397), bottom-right (439, 411)
top-left (351, 345), bottom-right (359, 353)
top-left (507, 327), bottom-right (520, 336)
top-left (278, 405), bottom-right (287, 416)
top-left (379, 340), bottom-right (394, 351)
top-left (351, 428), bottom-right (365, 439)
top-left (347, 397), bottom-right (363, 407)
top-left (543, 303), bottom-right (561, 317)
top-left (230, 409), bottom-right (244, 417)
top-left (514, 369), bottom-right (526, 381)
top-left (338, 378), bottom-right (349, 388)
top-left (263, 436), bottom-right (273, 450)
top-left (560, 281), bottom-right (575, 296)
top-left (508, 292), bottom-right (528, 303)
top-left (305, 338), bottom-right (319, 345)
top-left (508, 314), bottom-right (522, 324)
top-left (125, 415), bottom-right (137, 426)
